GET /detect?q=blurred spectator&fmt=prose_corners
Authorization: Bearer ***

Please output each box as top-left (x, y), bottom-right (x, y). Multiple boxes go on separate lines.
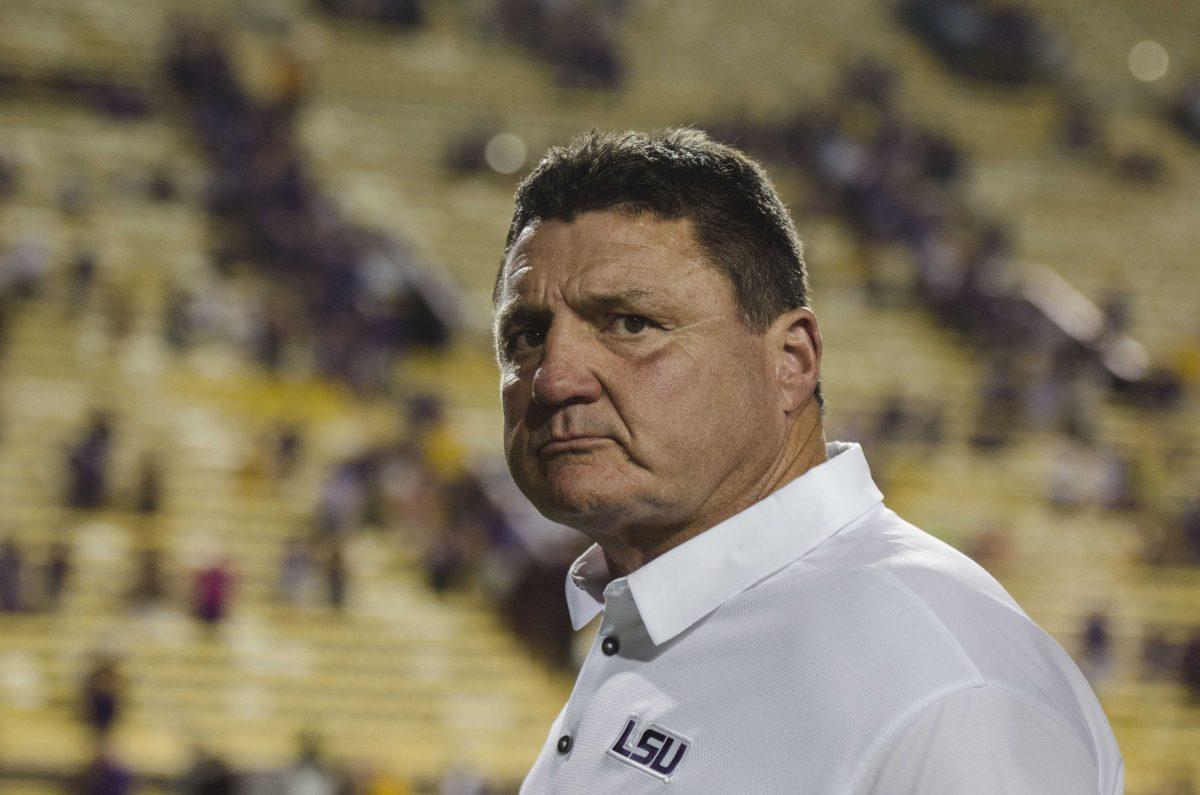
top-left (1080, 611), bottom-right (1113, 687)
top-left (133, 453), bottom-right (165, 516)
top-left (874, 393), bottom-right (910, 443)
top-left (969, 354), bottom-right (1021, 451)
top-left (709, 58), bottom-right (1174, 439)
top-left (147, 166), bottom-right (179, 203)
top-left (181, 743), bottom-right (238, 795)
top-left (965, 521), bottom-right (1012, 575)
top-left (41, 71), bottom-right (152, 119)
top-left (323, 540), bottom-right (348, 610)
top-left (1113, 150), bottom-right (1165, 184)
top-left (1099, 278), bottom-right (1133, 338)
top-left (75, 743), bottom-right (134, 795)
top-left (897, 0), bottom-right (1063, 85)
top-left (128, 548), bottom-right (167, 611)
top-left (103, 286), bottom-right (135, 345)
top-left (133, 453), bottom-right (164, 514)
top-left (1, 237), bottom-right (49, 298)
top-left (315, 461), bottom-right (367, 536)
top-left (1059, 96), bottom-right (1103, 153)
top-left (1165, 511), bottom-right (1196, 560)
top-left (0, 153), bottom-right (17, 199)
top-left (279, 535), bottom-right (312, 606)
top-left (409, 395), bottom-right (468, 481)
top-left (285, 731), bottom-right (341, 795)
top-left (839, 56), bottom-right (899, 113)
top-left (1180, 502), bottom-right (1200, 566)
top-left (252, 313), bottom-right (287, 372)
top-left (1182, 630), bottom-right (1200, 703)
top-left (489, 0), bottom-right (626, 89)
top-left (543, 0), bottom-right (624, 89)
top-left (81, 654), bottom-right (124, 737)
top-left (163, 283), bottom-right (196, 351)
top-left (66, 411), bottom-right (114, 510)
top-left (68, 247), bottom-right (99, 315)
top-left (0, 535), bottom-right (24, 612)
top-left (166, 28), bottom-right (453, 391)
top-left (1169, 77), bottom-right (1200, 145)
top-left (869, 392), bottom-right (944, 447)
top-left (445, 124), bottom-right (494, 173)
top-left (315, 0), bottom-right (425, 27)
top-left (1047, 445), bottom-right (1087, 513)
top-left (42, 540), bottom-right (71, 611)
top-left (425, 529), bottom-right (467, 595)
top-left (193, 557), bottom-right (234, 627)
top-left (440, 762), bottom-right (486, 795)
top-left (504, 556), bottom-right (575, 670)
top-left (57, 170), bottom-right (91, 218)
top-left (1142, 629), bottom-right (1178, 681)
top-left (1095, 446), bottom-right (1140, 512)
top-left (274, 423), bottom-right (304, 479)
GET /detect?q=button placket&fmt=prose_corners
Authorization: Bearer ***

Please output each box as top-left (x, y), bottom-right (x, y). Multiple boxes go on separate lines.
top-left (554, 581), bottom-right (635, 766)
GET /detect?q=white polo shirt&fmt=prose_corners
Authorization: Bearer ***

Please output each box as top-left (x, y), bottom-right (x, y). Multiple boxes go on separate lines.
top-left (519, 441), bottom-right (1124, 794)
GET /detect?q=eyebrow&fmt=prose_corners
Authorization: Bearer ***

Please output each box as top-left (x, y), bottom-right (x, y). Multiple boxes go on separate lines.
top-left (585, 286), bottom-right (656, 312)
top-left (493, 302), bottom-right (547, 339)
top-left (494, 286), bottom-right (658, 337)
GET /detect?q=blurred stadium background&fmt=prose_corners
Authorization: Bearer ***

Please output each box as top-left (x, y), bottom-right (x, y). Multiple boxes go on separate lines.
top-left (0, 0), bottom-right (1198, 792)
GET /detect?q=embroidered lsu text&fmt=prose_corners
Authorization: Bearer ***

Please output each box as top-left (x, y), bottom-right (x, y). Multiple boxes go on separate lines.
top-left (607, 715), bottom-right (691, 782)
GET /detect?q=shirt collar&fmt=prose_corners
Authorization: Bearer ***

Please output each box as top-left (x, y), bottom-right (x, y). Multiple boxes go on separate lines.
top-left (564, 440), bottom-right (884, 645)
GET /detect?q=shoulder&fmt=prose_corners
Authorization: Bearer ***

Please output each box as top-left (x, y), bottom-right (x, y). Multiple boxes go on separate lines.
top-left (808, 504), bottom-right (1024, 611)
top-left (747, 505), bottom-right (1008, 676)
top-left (762, 506), bottom-right (1121, 784)
top-left (738, 504), bottom-right (1072, 708)
top-left (853, 682), bottom-right (1106, 795)
top-left (738, 552), bottom-right (986, 699)
top-left (810, 508), bottom-right (1075, 688)
top-left (798, 505), bottom-right (1037, 658)
top-left (710, 505), bottom-right (1122, 794)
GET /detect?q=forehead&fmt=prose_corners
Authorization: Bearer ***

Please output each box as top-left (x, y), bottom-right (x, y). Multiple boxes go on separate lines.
top-left (498, 210), bottom-right (718, 302)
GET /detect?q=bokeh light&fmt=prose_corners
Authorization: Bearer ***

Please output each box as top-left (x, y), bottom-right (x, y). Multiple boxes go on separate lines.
top-left (484, 133), bottom-right (527, 174)
top-left (1128, 40), bottom-right (1169, 82)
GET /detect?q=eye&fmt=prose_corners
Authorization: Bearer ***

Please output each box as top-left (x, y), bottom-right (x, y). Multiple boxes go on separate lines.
top-left (610, 314), bottom-right (651, 336)
top-left (505, 327), bottom-right (544, 354)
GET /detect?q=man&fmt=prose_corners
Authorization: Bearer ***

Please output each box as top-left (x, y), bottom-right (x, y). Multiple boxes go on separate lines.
top-left (493, 128), bottom-right (1122, 793)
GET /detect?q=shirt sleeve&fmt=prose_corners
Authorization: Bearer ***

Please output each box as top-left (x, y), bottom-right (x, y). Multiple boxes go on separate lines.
top-left (855, 685), bottom-right (1103, 795)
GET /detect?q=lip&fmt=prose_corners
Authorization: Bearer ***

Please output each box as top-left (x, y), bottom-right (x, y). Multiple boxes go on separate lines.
top-left (539, 436), bottom-right (611, 455)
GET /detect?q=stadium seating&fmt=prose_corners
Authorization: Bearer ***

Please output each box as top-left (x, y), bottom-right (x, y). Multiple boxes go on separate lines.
top-left (0, 0), bottom-right (1197, 791)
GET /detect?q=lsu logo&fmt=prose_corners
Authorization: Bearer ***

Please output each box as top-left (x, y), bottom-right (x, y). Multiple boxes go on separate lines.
top-left (607, 715), bottom-right (691, 782)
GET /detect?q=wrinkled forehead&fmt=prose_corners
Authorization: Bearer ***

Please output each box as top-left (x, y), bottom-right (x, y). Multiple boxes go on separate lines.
top-left (496, 212), bottom-right (710, 303)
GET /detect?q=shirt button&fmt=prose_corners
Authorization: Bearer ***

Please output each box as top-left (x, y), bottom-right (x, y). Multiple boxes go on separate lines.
top-left (556, 734), bottom-right (573, 754)
top-left (601, 636), bottom-right (620, 656)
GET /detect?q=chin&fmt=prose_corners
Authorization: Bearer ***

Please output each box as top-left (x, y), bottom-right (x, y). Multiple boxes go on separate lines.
top-left (524, 467), bottom-right (637, 530)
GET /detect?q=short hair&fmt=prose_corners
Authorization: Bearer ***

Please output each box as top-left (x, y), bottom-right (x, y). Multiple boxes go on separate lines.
top-left (496, 127), bottom-right (824, 419)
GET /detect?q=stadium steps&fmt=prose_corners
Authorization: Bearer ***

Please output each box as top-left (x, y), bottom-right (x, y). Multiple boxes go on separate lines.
top-left (0, 90), bottom-right (570, 786)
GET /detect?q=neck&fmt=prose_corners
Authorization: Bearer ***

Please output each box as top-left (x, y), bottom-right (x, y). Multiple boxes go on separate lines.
top-left (601, 402), bottom-right (827, 578)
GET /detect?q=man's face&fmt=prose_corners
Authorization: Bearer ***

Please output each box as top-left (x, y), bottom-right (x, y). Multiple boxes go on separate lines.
top-left (494, 209), bottom-right (787, 542)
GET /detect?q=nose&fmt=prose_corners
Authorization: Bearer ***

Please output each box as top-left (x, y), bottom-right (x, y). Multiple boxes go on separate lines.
top-left (530, 323), bottom-right (602, 408)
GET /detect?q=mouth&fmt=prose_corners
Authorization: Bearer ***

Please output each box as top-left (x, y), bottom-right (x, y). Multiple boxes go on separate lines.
top-left (538, 436), bottom-right (611, 456)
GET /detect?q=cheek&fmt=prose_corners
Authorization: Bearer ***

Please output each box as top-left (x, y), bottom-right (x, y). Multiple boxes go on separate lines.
top-left (613, 351), bottom-right (716, 441)
top-left (621, 345), bottom-right (764, 451)
top-left (500, 377), bottom-right (530, 442)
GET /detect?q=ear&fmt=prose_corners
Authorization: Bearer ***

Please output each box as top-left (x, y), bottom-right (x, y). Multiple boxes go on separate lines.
top-left (767, 307), bottom-right (822, 414)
